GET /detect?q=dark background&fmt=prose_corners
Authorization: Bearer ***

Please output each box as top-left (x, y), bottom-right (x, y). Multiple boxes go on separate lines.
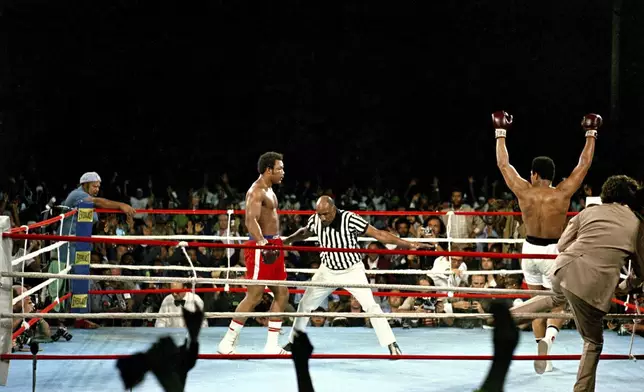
top-left (1, 0), bottom-right (643, 194)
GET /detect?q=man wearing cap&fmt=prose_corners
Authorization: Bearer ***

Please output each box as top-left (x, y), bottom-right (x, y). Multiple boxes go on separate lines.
top-left (60, 172), bottom-right (135, 257)
top-left (53, 172), bottom-right (136, 329)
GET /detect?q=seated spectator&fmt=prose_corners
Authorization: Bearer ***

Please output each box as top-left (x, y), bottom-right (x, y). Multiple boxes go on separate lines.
top-left (293, 260), bottom-right (335, 310)
top-left (91, 268), bottom-right (138, 326)
top-left (363, 242), bottom-right (392, 286)
top-left (204, 271), bottom-right (247, 327)
top-left (330, 296), bottom-right (366, 327)
top-left (155, 282), bottom-right (207, 328)
top-left (363, 242), bottom-right (391, 274)
top-left (12, 285), bottom-right (51, 351)
top-left (382, 289), bottom-right (405, 327)
top-left (310, 307), bottom-right (327, 327)
top-left (396, 277), bottom-right (440, 328)
top-left (431, 253), bottom-right (468, 289)
top-left (624, 322), bottom-right (644, 337)
top-left (440, 189), bottom-right (485, 249)
top-left (212, 214), bottom-right (241, 259)
top-left (416, 221), bottom-right (442, 269)
top-left (444, 274), bottom-right (492, 328)
top-left (136, 283), bottom-right (165, 327)
top-left (254, 293), bottom-right (277, 327)
top-left (475, 213), bottom-right (501, 253)
top-left (208, 242), bottom-right (239, 267)
top-left (480, 257), bottom-right (500, 288)
top-left (119, 252), bottom-right (139, 276)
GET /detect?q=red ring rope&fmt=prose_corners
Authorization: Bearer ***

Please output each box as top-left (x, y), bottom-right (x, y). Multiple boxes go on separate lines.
top-left (1, 353), bottom-right (640, 361)
top-left (87, 287), bottom-right (531, 299)
top-left (611, 298), bottom-right (644, 313)
top-left (2, 233), bottom-right (555, 260)
top-left (8, 211), bottom-right (76, 233)
top-left (95, 208), bottom-right (579, 217)
top-left (11, 292), bottom-right (72, 339)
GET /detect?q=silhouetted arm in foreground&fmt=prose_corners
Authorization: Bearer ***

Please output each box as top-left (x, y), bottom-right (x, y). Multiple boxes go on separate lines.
top-left (291, 329), bottom-right (315, 392)
top-left (116, 306), bottom-right (205, 392)
top-left (474, 301), bottom-right (520, 392)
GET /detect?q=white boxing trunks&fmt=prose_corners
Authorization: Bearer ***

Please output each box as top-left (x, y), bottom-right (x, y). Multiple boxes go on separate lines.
top-left (521, 236), bottom-right (559, 289)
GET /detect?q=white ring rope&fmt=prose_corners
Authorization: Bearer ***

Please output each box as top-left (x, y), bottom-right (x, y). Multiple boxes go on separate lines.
top-left (11, 266), bottom-right (72, 305)
top-left (92, 234), bottom-right (525, 244)
top-left (11, 241), bottom-right (69, 267)
top-left (624, 260), bottom-right (632, 311)
top-left (1, 311), bottom-right (641, 320)
top-left (65, 220), bottom-right (72, 268)
top-left (628, 293), bottom-right (641, 359)
top-left (56, 213), bottom-right (66, 305)
top-left (88, 263), bottom-right (523, 276)
top-left (2, 271), bottom-right (549, 296)
top-left (445, 211), bottom-right (454, 298)
top-left (225, 209), bottom-right (233, 292)
top-left (177, 242), bottom-right (197, 295)
top-left (19, 225), bottom-right (29, 328)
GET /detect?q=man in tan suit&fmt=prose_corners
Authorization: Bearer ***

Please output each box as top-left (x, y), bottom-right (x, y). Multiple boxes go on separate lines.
top-left (511, 175), bottom-right (644, 392)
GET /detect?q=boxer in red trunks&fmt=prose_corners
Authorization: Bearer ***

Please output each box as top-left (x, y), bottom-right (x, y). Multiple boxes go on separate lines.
top-left (217, 151), bottom-right (289, 354)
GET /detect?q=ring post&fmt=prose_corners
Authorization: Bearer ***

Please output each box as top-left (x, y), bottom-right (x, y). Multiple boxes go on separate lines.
top-left (0, 216), bottom-right (13, 385)
top-left (71, 201), bottom-right (94, 314)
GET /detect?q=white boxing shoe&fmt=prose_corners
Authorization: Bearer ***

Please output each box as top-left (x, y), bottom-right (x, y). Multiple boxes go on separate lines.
top-left (534, 339), bottom-right (554, 374)
top-left (217, 336), bottom-right (239, 354)
top-left (264, 345), bottom-right (289, 355)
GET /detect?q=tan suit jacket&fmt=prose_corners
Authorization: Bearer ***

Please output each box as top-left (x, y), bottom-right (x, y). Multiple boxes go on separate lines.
top-left (552, 203), bottom-right (644, 313)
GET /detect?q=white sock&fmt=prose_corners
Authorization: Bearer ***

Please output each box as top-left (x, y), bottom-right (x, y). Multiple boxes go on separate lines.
top-left (224, 320), bottom-right (244, 343)
top-left (266, 320), bottom-right (282, 347)
top-left (544, 326), bottom-right (559, 352)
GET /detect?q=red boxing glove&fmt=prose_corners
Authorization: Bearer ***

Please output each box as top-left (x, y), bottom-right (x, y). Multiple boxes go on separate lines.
top-left (492, 111), bottom-right (513, 138)
top-left (261, 243), bottom-right (280, 264)
top-left (581, 113), bottom-right (602, 138)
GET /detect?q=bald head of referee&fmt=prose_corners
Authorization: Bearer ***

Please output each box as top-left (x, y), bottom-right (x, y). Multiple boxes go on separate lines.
top-left (315, 196), bottom-right (337, 227)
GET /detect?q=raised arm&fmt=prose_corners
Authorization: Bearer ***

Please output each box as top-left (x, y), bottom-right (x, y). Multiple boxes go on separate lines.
top-left (493, 111), bottom-right (530, 195)
top-left (556, 114), bottom-right (600, 197)
top-left (245, 189), bottom-right (266, 245)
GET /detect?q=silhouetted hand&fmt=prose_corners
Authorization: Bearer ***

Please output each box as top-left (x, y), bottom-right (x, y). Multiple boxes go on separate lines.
top-left (147, 337), bottom-right (183, 392)
top-left (116, 352), bottom-right (149, 389)
top-left (474, 301), bottom-right (519, 392)
top-left (182, 305), bottom-right (204, 343)
top-left (291, 330), bottom-right (315, 392)
top-left (489, 301), bottom-right (518, 351)
top-left (291, 329), bottom-right (313, 364)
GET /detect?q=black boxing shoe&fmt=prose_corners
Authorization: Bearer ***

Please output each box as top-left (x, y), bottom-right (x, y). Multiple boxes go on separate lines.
top-left (388, 342), bottom-right (402, 355)
top-left (282, 342), bottom-right (292, 352)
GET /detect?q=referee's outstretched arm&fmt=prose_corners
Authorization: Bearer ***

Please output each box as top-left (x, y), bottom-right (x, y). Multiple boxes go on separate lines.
top-left (363, 225), bottom-right (426, 250)
top-left (284, 227), bottom-right (314, 245)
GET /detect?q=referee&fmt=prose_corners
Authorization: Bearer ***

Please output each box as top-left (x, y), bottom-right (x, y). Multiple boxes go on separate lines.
top-left (282, 196), bottom-right (425, 355)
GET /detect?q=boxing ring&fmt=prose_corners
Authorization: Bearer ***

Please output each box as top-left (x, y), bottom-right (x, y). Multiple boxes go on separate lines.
top-left (1, 207), bottom-right (643, 391)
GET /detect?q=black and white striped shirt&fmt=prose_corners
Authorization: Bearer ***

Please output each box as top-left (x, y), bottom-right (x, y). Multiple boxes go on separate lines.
top-left (306, 209), bottom-right (369, 270)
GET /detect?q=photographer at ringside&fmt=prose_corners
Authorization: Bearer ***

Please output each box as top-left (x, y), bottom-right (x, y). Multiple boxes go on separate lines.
top-left (392, 276), bottom-right (447, 329)
top-left (416, 215), bottom-right (447, 269)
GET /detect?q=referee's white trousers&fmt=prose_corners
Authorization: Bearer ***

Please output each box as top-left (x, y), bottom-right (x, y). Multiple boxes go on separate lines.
top-left (288, 262), bottom-right (396, 347)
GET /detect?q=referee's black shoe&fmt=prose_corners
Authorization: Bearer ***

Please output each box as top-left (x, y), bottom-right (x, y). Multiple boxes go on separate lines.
top-left (388, 342), bottom-right (402, 355)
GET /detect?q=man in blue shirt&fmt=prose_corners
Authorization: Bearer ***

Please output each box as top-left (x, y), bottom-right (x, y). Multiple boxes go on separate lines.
top-left (51, 172), bottom-right (136, 329)
top-left (59, 172), bottom-right (135, 264)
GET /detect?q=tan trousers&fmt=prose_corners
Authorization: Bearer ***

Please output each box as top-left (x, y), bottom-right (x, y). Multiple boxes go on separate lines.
top-left (511, 270), bottom-right (606, 391)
